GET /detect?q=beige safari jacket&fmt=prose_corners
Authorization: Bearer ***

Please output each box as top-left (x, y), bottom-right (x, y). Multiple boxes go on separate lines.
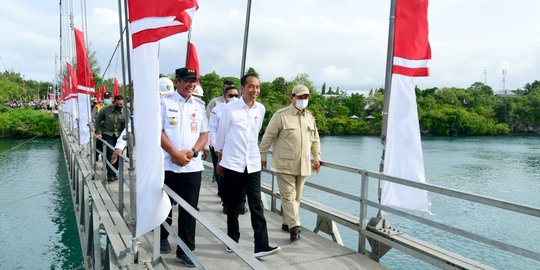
top-left (259, 104), bottom-right (321, 176)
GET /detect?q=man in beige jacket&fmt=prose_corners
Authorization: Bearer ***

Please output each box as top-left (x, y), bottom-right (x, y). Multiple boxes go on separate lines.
top-left (259, 84), bottom-right (321, 242)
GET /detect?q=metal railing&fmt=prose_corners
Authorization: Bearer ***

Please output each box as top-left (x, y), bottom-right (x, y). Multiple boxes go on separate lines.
top-left (258, 159), bottom-right (540, 268)
top-left (59, 110), bottom-right (268, 269)
top-left (59, 108), bottom-right (540, 269)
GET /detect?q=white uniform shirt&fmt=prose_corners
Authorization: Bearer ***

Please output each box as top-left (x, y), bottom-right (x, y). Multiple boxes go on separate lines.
top-left (214, 98), bottom-right (265, 174)
top-left (208, 102), bottom-right (227, 147)
top-left (161, 91), bottom-right (208, 173)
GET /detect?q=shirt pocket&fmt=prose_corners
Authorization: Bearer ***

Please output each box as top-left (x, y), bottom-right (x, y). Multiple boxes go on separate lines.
top-left (307, 122), bottom-right (317, 141)
top-left (165, 110), bottom-right (181, 129)
top-left (282, 119), bottom-right (297, 139)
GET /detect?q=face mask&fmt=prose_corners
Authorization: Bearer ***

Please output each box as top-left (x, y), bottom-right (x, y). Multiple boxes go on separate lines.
top-left (114, 105), bottom-right (123, 111)
top-left (103, 99), bottom-right (111, 105)
top-left (227, 97), bottom-right (238, 103)
top-left (295, 99), bottom-right (309, 110)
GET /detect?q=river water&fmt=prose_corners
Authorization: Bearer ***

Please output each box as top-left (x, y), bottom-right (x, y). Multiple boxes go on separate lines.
top-left (292, 136), bottom-right (540, 270)
top-left (0, 138), bottom-right (82, 270)
top-left (0, 136), bottom-right (538, 269)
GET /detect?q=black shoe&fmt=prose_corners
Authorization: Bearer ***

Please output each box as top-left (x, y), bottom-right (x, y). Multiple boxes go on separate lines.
top-left (107, 177), bottom-right (116, 183)
top-left (254, 246), bottom-right (280, 258)
top-left (281, 224), bottom-right (289, 232)
top-left (290, 226), bottom-right (301, 242)
top-left (239, 206), bottom-right (248, 215)
top-left (222, 207), bottom-right (227, 214)
top-left (160, 239), bottom-right (171, 253)
top-left (175, 254), bottom-right (195, 267)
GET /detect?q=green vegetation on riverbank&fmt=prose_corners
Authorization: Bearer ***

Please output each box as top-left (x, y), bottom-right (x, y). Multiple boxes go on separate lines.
top-left (197, 69), bottom-right (540, 136)
top-left (0, 109), bottom-right (59, 137)
top-left (2, 69), bottom-right (540, 137)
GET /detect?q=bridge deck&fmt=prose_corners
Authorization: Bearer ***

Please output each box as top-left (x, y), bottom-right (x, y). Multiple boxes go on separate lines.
top-left (101, 160), bottom-right (385, 269)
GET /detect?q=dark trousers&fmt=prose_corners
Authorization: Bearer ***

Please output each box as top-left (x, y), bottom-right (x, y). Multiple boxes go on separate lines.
top-left (209, 146), bottom-right (223, 197)
top-left (102, 134), bottom-right (119, 179)
top-left (161, 171), bottom-right (202, 256)
top-left (222, 168), bottom-right (269, 252)
top-left (211, 147), bottom-right (247, 207)
top-left (95, 139), bottom-right (102, 161)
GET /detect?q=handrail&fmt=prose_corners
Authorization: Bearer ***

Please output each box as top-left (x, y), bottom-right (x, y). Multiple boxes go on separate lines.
top-left (259, 157), bottom-right (540, 264)
top-left (59, 107), bottom-right (539, 268)
top-left (163, 184), bottom-right (268, 269)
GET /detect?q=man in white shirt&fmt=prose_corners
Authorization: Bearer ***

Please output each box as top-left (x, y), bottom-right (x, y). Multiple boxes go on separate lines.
top-left (214, 73), bottom-right (280, 258)
top-left (160, 67), bottom-right (209, 267)
top-left (209, 85), bottom-right (245, 214)
top-left (206, 80), bottom-right (234, 119)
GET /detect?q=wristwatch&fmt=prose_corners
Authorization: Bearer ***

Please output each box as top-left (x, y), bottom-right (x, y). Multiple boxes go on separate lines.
top-left (191, 148), bottom-right (199, 158)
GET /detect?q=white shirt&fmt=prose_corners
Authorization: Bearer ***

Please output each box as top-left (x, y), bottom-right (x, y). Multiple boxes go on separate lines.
top-left (115, 128), bottom-right (127, 149)
top-left (208, 102), bottom-right (227, 147)
top-left (215, 98), bottom-right (265, 173)
top-left (161, 91), bottom-right (208, 173)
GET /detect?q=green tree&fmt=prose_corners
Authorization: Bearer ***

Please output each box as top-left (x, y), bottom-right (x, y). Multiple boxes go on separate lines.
top-left (343, 93), bottom-right (366, 118)
top-left (199, 71), bottom-right (223, 103)
top-left (321, 82), bottom-right (326, 95)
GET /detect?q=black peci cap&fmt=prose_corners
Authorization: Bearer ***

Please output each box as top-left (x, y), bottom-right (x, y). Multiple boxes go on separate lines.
top-left (175, 67), bottom-right (197, 79)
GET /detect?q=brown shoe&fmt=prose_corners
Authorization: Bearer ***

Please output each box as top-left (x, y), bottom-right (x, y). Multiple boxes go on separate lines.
top-left (289, 226), bottom-right (301, 242)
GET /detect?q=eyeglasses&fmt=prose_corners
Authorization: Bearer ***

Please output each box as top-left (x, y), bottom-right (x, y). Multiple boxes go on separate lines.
top-left (227, 94), bottom-right (239, 98)
top-left (182, 78), bottom-right (197, 83)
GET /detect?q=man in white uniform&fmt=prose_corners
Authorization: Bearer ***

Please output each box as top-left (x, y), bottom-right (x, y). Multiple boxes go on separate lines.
top-left (160, 67), bottom-right (208, 267)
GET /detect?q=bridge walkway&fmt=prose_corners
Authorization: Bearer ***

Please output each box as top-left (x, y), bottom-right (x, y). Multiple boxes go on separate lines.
top-left (102, 159), bottom-right (386, 270)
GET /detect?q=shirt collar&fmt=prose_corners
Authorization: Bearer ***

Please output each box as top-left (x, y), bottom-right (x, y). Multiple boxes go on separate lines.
top-left (173, 91), bottom-right (193, 104)
top-left (239, 97), bottom-right (258, 109)
top-left (288, 104), bottom-right (304, 115)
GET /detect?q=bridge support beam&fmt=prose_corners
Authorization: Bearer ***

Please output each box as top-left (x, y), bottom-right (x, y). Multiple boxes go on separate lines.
top-left (314, 215), bottom-right (344, 245)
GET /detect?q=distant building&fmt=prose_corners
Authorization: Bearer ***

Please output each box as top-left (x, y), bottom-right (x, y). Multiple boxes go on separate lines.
top-left (494, 90), bottom-right (517, 97)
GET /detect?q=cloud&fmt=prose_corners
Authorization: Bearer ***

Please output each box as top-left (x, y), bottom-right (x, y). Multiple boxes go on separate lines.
top-left (2, 0), bottom-right (540, 92)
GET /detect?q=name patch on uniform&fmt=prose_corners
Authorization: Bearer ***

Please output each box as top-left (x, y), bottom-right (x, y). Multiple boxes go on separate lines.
top-left (168, 109), bottom-right (179, 112)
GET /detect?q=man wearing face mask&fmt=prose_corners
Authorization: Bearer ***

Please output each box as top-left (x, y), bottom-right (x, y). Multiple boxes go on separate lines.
top-left (95, 95), bottom-right (129, 182)
top-left (208, 85), bottom-right (246, 215)
top-left (259, 84), bottom-right (321, 242)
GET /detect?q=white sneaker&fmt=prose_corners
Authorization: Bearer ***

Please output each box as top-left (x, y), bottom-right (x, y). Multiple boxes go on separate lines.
top-left (253, 246), bottom-right (280, 258)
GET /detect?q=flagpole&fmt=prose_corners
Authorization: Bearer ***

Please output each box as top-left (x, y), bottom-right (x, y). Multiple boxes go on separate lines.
top-left (240, 0), bottom-right (252, 77)
top-left (377, 0), bottom-right (397, 217)
top-left (122, 0), bottom-right (138, 259)
top-left (185, 24), bottom-right (193, 66)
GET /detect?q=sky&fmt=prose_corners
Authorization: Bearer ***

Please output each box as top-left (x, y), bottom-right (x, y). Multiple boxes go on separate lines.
top-left (1, 0), bottom-right (539, 94)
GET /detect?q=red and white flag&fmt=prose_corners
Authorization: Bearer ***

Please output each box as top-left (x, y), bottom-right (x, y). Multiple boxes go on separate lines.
top-left (96, 86), bottom-right (102, 105)
top-left (102, 84), bottom-right (108, 99)
top-left (74, 28), bottom-right (95, 145)
top-left (129, 0), bottom-right (198, 49)
top-left (381, 0), bottom-right (430, 212)
top-left (128, 0), bottom-right (198, 237)
top-left (66, 63), bottom-right (79, 132)
top-left (113, 78), bottom-right (120, 98)
top-left (186, 41), bottom-right (200, 80)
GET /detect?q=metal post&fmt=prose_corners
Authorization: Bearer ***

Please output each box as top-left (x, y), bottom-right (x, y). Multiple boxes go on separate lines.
top-left (377, 0), bottom-right (397, 213)
top-left (240, 0), bottom-right (252, 77)
top-left (185, 23), bottom-right (193, 66)
top-left (358, 172), bottom-right (369, 254)
top-left (122, 3), bottom-right (138, 264)
top-left (122, 0), bottom-right (136, 225)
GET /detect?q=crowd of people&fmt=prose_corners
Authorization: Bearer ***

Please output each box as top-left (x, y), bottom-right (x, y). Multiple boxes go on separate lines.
top-left (7, 99), bottom-right (56, 110)
top-left (102, 67), bottom-right (321, 267)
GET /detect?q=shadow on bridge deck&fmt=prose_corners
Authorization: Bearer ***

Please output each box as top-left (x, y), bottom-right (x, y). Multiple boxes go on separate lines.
top-left (128, 178), bottom-right (386, 269)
